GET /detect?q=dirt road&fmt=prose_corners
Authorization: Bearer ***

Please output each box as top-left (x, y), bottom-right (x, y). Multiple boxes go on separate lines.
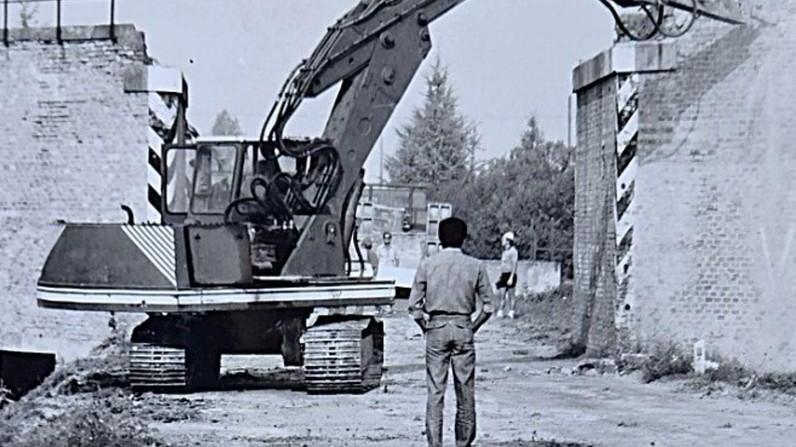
top-left (146, 305), bottom-right (796, 447)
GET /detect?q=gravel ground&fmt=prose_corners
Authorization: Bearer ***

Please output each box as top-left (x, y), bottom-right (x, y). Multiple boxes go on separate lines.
top-left (3, 298), bottom-right (796, 446)
top-left (154, 303), bottom-right (796, 446)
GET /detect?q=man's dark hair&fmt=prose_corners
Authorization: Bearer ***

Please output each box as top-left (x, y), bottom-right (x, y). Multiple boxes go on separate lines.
top-left (438, 217), bottom-right (467, 248)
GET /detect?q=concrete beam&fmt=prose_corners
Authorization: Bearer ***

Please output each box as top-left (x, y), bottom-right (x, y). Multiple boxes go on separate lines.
top-left (4, 24), bottom-right (145, 50)
top-left (124, 65), bottom-right (187, 95)
top-left (573, 41), bottom-right (676, 92)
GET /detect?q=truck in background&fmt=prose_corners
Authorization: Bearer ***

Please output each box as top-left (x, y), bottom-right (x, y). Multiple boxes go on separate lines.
top-left (353, 184), bottom-right (451, 294)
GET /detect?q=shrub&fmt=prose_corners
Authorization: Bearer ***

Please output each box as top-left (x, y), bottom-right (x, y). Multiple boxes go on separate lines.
top-left (703, 359), bottom-right (750, 385)
top-left (640, 342), bottom-right (693, 383)
top-left (757, 372), bottom-right (796, 395)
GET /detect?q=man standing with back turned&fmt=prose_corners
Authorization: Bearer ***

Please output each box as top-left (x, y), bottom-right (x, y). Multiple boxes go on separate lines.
top-left (408, 217), bottom-right (494, 447)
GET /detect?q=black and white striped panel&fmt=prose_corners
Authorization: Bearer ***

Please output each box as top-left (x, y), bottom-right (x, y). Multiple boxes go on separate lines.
top-left (147, 93), bottom-right (179, 222)
top-left (121, 224), bottom-right (177, 287)
top-left (616, 73), bottom-right (639, 285)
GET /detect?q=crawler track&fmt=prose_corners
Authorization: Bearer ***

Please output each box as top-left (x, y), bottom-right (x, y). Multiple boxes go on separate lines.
top-left (129, 343), bottom-right (187, 390)
top-left (303, 318), bottom-right (384, 393)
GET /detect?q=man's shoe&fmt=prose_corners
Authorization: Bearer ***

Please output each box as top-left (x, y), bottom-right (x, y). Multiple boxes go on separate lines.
top-left (508, 310), bottom-right (515, 319)
top-left (497, 310), bottom-right (504, 318)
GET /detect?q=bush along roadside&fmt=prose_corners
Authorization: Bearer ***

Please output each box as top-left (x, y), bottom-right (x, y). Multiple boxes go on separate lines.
top-left (611, 342), bottom-right (693, 383)
top-left (692, 360), bottom-right (796, 397)
top-left (616, 342), bottom-right (796, 399)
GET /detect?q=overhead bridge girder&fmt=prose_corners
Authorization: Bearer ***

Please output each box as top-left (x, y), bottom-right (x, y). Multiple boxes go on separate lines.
top-left (612, 0), bottom-right (746, 24)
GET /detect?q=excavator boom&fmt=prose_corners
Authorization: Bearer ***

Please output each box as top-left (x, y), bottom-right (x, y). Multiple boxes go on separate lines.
top-left (265, 0), bottom-right (470, 276)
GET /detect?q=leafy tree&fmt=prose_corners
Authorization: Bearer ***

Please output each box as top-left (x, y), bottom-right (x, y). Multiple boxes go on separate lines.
top-left (386, 59), bottom-right (480, 194)
top-left (211, 109), bottom-right (243, 136)
top-left (441, 116), bottom-right (574, 274)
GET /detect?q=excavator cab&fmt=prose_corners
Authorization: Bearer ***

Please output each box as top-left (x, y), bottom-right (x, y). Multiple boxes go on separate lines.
top-left (159, 136), bottom-right (347, 277)
top-left (190, 143), bottom-right (236, 215)
top-left (162, 138), bottom-right (260, 225)
top-left (162, 137), bottom-right (340, 227)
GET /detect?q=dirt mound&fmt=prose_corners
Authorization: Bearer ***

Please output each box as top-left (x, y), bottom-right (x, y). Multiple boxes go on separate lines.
top-left (0, 389), bottom-right (164, 447)
top-left (0, 328), bottom-right (201, 447)
top-left (28, 327), bottom-right (131, 399)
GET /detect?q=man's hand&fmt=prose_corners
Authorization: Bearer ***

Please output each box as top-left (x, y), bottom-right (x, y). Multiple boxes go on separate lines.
top-left (472, 311), bottom-right (491, 334)
top-left (414, 318), bottom-right (428, 333)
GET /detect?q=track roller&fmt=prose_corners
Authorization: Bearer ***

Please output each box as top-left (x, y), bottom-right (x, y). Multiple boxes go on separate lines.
top-left (303, 317), bottom-right (384, 393)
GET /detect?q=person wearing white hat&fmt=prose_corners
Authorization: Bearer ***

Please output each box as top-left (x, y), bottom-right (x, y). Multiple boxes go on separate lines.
top-left (496, 231), bottom-right (519, 319)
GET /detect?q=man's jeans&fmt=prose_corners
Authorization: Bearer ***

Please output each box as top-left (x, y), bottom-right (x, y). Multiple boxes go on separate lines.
top-left (425, 315), bottom-right (476, 447)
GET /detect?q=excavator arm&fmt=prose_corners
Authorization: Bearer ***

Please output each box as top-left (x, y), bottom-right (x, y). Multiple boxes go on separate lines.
top-left (269, 0), bottom-right (468, 276)
top-left (258, 0), bottom-right (745, 277)
top-left (291, 0), bottom-right (466, 99)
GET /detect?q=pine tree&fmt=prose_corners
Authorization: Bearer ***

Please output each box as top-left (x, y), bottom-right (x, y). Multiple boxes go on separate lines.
top-left (19, 0), bottom-right (38, 29)
top-left (386, 59), bottom-right (480, 192)
top-left (211, 109), bottom-right (243, 136)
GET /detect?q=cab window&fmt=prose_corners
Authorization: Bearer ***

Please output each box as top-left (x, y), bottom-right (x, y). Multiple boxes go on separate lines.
top-left (239, 143), bottom-right (258, 199)
top-left (165, 147), bottom-right (196, 214)
top-left (192, 144), bottom-right (237, 214)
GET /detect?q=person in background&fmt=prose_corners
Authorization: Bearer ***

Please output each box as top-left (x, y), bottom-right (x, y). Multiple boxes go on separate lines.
top-left (496, 231), bottom-right (519, 319)
top-left (408, 217), bottom-right (494, 447)
top-left (361, 237), bottom-right (380, 276)
top-left (377, 231), bottom-right (400, 270)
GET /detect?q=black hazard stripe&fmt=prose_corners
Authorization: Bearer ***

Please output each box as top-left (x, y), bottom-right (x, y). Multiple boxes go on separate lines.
top-left (148, 147), bottom-right (162, 172)
top-left (148, 185), bottom-right (161, 210)
top-left (148, 147), bottom-right (162, 215)
top-left (615, 74), bottom-right (637, 273)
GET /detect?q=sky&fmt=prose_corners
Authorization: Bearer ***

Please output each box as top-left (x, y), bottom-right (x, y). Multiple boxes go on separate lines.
top-left (29, 0), bottom-right (615, 182)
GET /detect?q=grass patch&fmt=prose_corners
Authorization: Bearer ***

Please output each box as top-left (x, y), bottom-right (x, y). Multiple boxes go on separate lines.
top-left (702, 359), bottom-right (749, 385)
top-left (515, 283), bottom-right (576, 344)
top-left (756, 372), bottom-right (796, 395)
top-left (634, 347), bottom-right (796, 398)
top-left (686, 355), bottom-right (796, 395)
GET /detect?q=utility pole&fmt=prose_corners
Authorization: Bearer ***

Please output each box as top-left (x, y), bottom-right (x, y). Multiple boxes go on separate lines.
top-left (379, 138), bottom-right (385, 184)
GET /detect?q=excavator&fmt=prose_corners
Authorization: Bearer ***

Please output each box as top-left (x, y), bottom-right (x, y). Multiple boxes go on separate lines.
top-left (35, 0), bottom-right (744, 392)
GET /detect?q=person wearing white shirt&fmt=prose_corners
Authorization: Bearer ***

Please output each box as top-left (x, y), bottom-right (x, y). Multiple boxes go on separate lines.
top-left (496, 231), bottom-right (519, 319)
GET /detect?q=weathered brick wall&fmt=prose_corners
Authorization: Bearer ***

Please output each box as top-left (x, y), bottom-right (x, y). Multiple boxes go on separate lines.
top-left (575, 2), bottom-right (796, 371)
top-left (630, 4), bottom-right (796, 372)
top-left (0, 25), bottom-right (149, 361)
top-left (573, 76), bottom-right (618, 356)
